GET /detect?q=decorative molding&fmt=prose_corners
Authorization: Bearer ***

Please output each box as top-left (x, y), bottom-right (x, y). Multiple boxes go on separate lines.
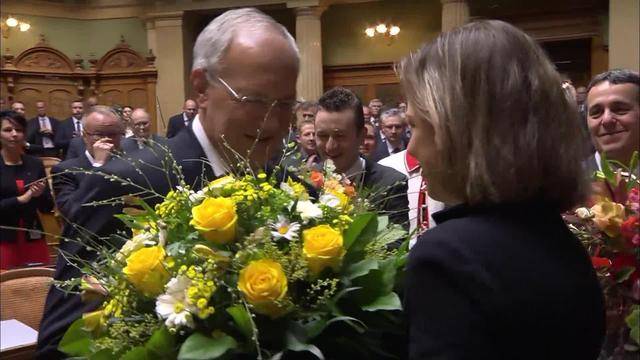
top-left (96, 36), bottom-right (155, 73)
top-left (12, 36), bottom-right (77, 74)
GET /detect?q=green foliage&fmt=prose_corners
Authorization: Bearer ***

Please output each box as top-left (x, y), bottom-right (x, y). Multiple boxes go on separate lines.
top-left (177, 332), bottom-right (237, 360)
top-left (226, 305), bottom-right (253, 340)
top-left (58, 318), bottom-right (92, 357)
top-left (626, 305), bottom-right (640, 345)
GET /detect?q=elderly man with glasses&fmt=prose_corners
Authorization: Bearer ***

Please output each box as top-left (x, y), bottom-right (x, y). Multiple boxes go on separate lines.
top-left (37, 8), bottom-right (302, 359)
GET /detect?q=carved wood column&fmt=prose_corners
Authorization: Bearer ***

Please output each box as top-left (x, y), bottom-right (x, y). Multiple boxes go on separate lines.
top-left (441, 0), bottom-right (469, 32)
top-left (292, 5), bottom-right (325, 101)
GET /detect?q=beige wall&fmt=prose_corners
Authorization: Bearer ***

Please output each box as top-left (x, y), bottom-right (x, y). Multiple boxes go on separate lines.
top-left (321, 0), bottom-right (441, 66)
top-left (0, 15), bottom-right (148, 62)
top-left (609, 0), bottom-right (640, 71)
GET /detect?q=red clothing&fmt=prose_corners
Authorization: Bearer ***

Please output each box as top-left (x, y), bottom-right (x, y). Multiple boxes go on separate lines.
top-left (0, 178), bottom-right (50, 269)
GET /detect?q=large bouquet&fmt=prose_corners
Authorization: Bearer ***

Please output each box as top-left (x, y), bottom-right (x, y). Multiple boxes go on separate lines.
top-left (565, 152), bottom-right (640, 357)
top-left (58, 161), bottom-right (408, 359)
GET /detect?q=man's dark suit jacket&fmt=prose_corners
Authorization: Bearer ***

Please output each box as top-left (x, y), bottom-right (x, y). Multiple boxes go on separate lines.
top-left (405, 202), bottom-right (605, 359)
top-left (369, 129), bottom-right (409, 163)
top-left (358, 159), bottom-right (409, 232)
top-left (37, 154), bottom-right (103, 359)
top-left (54, 117), bottom-right (81, 159)
top-left (166, 113), bottom-right (188, 138)
top-left (65, 137), bottom-right (86, 160)
top-left (120, 134), bottom-right (168, 154)
top-left (26, 116), bottom-right (60, 157)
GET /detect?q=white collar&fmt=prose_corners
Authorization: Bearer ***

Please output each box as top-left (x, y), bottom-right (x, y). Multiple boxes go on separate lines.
top-left (595, 152), bottom-right (602, 171)
top-left (192, 115), bottom-right (229, 177)
top-left (84, 150), bottom-right (102, 167)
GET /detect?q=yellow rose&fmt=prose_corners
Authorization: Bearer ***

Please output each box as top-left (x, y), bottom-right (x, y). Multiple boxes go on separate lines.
top-left (82, 309), bottom-right (106, 336)
top-left (191, 197), bottom-right (237, 244)
top-left (302, 225), bottom-right (345, 275)
top-left (123, 246), bottom-right (169, 297)
top-left (591, 199), bottom-right (626, 237)
top-left (238, 259), bottom-right (288, 318)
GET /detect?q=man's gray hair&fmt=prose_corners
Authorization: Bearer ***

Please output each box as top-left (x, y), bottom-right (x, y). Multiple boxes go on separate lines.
top-left (380, 108), bottom-right (403, 123)
top-left (192, 8), bottom-right (299, 74)
top-left (83, 105), bottom-right (122, 124)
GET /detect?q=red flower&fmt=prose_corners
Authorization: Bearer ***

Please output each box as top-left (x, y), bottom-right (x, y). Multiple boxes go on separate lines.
top-left (591, 256), bottom-right (612, 268)
top-left (611, 253), bottom-right (640, 283)
top-left (620, 215), bottom-right (640, 248)
top-left (628, 187), bottom-right (639, 212)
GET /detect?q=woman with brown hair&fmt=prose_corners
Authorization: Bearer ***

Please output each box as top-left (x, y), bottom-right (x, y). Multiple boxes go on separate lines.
top-left (0, 110), bottom-right (53, 269)
top-left (400, 20), bottom-right (605, 359)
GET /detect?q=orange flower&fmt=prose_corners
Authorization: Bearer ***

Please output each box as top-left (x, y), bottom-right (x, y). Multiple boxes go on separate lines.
top-left (309, 171), bottom-right (324, 188)
top-left (343, 184), bottom-right (356, 198)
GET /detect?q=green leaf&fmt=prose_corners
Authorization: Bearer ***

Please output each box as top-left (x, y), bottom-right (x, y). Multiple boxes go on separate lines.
top-left (343, 213), bottom-right (375, 250)
top-left (374, 225), bottom-right (407, 247)
top-left (600, 152), bottom-right (617, 187)
top-left (376, 215), bottom-right (389, 232)
top-left (89, 349), bottom-right (115, 360)
top-left (285, 330), bottom-right (324, 359)
top-left (145, 326), bottom-right (176, 359)
top-left (344, 259), bottom-right (379, 280)
top-left (121, 346), bottom-right (148, 360)
top-left (177, 332), bottom-right (237, 360)
top-left (361, 292), bottom-right (402, 311)
top-left (58, 318), bottom-right (92, 357)
top-left (626, 305), bottom-right (640, 345)
top-left (615, 266), bottom-right (636, 283)
top-left (226, 305), bottom-right (253, 340)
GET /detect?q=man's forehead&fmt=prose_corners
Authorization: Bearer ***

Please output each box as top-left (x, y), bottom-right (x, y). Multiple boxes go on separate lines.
top-left (588, 82), bottom-right (639, 100)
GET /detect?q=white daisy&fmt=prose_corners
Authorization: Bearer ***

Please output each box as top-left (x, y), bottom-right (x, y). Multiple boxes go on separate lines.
top-left (294, 200), bottom-right (323, 221)
top-left (271, 215), bottom-right (301, 240)
top-left (155, 276), bottom-right (196, 330)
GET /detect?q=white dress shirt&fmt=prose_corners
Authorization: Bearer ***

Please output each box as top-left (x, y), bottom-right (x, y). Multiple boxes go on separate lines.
top-left (38, 116), bottom-right (55, 148)
top-left (192, 115), bottom-right (229, 177)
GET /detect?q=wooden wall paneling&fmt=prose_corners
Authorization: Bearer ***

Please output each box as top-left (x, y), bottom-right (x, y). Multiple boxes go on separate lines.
top-left (94, 37), bottom-right (158, 133)
top-left (324, 63), bottom-right (403, 105)
top-left (0, 37), bottom-right (89, 120)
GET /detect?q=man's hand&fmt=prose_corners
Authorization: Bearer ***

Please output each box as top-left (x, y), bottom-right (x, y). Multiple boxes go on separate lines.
top-left (40, 128), bottom-right (53, 135)
top-left (93, 138), bottom-right (114, 166)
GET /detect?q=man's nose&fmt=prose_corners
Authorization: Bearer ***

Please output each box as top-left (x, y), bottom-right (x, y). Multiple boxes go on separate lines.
top-left (601, 109), bottom-right (617, 127)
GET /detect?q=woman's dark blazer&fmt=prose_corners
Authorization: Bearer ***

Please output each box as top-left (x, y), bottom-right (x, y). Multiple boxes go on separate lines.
top-left (405, 202), bottom-right (605, 360)
top-left (0, 154), bottom-right (54, 241)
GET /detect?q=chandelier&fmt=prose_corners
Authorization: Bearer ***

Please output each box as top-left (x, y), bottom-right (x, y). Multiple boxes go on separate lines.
top-left (1, 16), bottom-right (31, 39)
top-left (364, 23), bottom-right (400, 44)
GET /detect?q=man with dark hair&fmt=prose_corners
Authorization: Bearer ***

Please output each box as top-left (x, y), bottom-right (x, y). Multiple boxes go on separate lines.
top-left (122, 105), bottom-right (134, 137)
top-left (10, 101), bottom-right (26, 116)
top-left (26, 100), bottom-right (60, 157)
top-left (586, 69), bottom-right (639, 171)
top-left (315, 87), bottom-right (408, 231)
top-left (55, 99), bottom-right (85, 159)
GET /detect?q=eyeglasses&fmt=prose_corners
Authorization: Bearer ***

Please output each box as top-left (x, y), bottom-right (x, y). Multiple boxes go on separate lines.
top-left (206, 70), bottom-right (300, 116)
top-left (133, 122), bottom-right (150, 128)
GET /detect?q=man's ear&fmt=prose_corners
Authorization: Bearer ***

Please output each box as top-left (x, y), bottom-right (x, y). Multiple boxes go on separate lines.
top-left (191, 69), bottom-right (208, 108)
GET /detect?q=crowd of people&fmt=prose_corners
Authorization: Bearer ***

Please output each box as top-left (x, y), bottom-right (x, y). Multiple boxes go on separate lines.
top-left (0, 7), bottom-right (638, 360)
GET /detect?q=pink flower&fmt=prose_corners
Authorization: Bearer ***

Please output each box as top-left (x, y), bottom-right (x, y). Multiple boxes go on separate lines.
top-left (621, 216), bottom-right (640, 248)
top-left (627, 187), bottom-right (639, 212)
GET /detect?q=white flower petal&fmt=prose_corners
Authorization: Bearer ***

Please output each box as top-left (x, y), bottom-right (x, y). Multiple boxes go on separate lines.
top-left (319, 194), bottom-right (341, 208)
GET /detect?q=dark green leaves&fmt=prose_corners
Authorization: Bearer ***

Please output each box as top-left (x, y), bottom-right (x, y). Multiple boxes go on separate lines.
top-left (177, 332), bottom-right (237, 360)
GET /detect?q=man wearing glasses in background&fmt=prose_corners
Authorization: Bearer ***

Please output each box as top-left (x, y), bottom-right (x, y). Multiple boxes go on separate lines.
top-left (37, 8), bottom-right (301, 358)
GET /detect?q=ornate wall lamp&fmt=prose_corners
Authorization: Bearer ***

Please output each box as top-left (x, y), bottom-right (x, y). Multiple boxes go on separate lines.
top-left (365, 23), bottom-right (400, 45)
top-left (1, 16), bottom-right (31, 39)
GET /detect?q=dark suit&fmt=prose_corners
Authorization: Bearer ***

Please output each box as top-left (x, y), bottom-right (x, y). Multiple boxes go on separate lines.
top-left (370, 129), bottom-right (409, 163)
top-left (37, 154), bottom-right (103, 359)
top-left (26, 116), bottom-right (60, 157)
top-left (54, 117), bottom-right (82, 159)
top-left (405, 202), bottom-right (605, 359)
top-left (0, 155), bottom-right (54, 242)
top-left (166, 113), bottom-right (189, 139)
top-left (358, 159), bottom-right (409, 233)
top-left (120, 134), bottom-right (168, 154)
top-left (65, 137), bottom-right (86, 160)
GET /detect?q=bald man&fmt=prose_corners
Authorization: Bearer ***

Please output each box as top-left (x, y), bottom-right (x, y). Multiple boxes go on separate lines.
top-left (166, 99), bottom-right (197, 138)
top-left (121, 108), bottom-right (167, 153)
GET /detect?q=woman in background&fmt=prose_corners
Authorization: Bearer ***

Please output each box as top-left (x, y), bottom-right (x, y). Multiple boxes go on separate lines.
top-left (400, 20), bottom-right (605, 359)
top-left (0, 110), bottom-right (53, 269)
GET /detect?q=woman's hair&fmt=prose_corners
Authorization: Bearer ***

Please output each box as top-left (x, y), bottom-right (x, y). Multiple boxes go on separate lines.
top-left (0, 110), bottom-right (27, 131)
top-left (399, 20), bottom-right (588, 211)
